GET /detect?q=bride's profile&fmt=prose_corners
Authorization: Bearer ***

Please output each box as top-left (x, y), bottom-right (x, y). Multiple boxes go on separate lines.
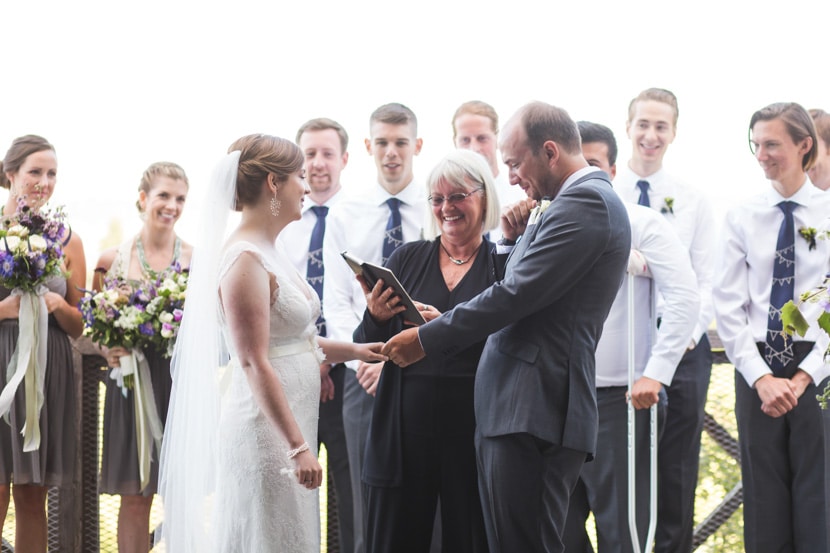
top-left (157, 134), bottom-right (386, 551)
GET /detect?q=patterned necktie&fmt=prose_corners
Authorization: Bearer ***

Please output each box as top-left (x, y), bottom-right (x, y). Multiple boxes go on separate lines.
top-left (636, 180), bottom-right (650, 207)
top-left (765, 201), bottom-right (796, 375)
top-left (307, 206), bottom-right (328, 336)
top-left (382, 198), bottom-right (403, 265)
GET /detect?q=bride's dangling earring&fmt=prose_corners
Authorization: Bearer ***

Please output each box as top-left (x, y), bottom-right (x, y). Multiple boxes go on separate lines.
top-left (270, 188), bottom-right (281, 217)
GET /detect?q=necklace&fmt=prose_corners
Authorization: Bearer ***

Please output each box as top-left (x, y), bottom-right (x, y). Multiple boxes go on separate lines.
top-left (439, 239), bottom-right (483, 265)
top-left (136, 235), bottom-right (182, 277)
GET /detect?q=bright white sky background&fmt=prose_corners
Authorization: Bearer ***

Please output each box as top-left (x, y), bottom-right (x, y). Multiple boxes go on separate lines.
top-left (2, 0), bottom-right (829, 276)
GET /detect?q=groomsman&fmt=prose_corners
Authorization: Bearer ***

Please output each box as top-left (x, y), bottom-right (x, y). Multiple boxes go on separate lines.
top-left (564, 121), bottom-right (699, 553)
top-left (452, 101), bottom-right (526, 205)
top-left (808, 108), bottom-right (830, 190)
top-left (278, 117), bottom-right (354, 553)
top-left (714, 102), bottom-right (830, 552)
top-left (614, 88), bottom-right (716, 553)
top-left (383, 101), bottom-right (631, 553)
top-left (322, 103), bottom-right (425, 553)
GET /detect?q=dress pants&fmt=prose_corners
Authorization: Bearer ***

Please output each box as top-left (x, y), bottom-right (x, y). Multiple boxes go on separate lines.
top-left (735, 358), bottom-right (830, 552)
top-left (655, 335), bottom-right (712, 553)
top-left (319, 363), bottom-right (354, 553)
top-left (343, 370), bottom-right (375, 553)
top-left (563, 387), bottom-right (666, 553)
top-left (476, 431), bottom-right (585, 553)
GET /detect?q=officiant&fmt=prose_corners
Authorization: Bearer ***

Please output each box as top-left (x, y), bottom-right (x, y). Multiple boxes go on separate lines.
top-left (354, 149), bottom-right (503, 553)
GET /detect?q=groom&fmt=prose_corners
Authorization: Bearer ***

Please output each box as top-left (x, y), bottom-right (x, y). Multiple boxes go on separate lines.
top-left (382, 101), bottom-right (631, 553)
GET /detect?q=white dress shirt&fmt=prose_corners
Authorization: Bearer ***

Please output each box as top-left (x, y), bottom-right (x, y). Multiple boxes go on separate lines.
top-left (595, 203), bottom-right (700, 387)
top-left (488, 171), bottom-right (528, 244)
top-left (322, 181), bottom-right (427, 370)
top-left (714, 179), bottom-right (830, 386)
top-left (278, 190), bottom-right (344, 278)
top-left (615, 165), bottom-right (716, 343)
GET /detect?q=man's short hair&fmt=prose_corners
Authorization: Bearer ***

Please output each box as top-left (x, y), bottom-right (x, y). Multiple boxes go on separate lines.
top-left (370, 103), bottom-right (418, 135)
top-left (750, 102), bottom-right (818, 171)
top-left (519, 102), bottom-right (581, 155)
top-left (628, 87), bottom-right (679, 128)
top-left (809, 108), bottom-right (830, 147)
top-left (295, 117), bottom-right (349, 154)
top-left (451, 100), bottom-right (499, 140)
top-left (577, 121), bottom-right (618, 166)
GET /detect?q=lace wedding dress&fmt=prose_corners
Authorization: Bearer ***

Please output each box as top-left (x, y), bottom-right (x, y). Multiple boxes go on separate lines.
top-left (213, 240), bottom-right (322, 551)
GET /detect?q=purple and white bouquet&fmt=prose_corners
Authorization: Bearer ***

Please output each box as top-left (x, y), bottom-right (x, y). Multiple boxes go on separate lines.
top-left (0, 201), bottom-right (70, 452)
top-left (0, 200), bottom-right (68, 291)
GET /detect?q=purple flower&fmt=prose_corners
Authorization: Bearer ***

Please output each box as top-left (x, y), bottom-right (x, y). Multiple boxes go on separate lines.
top-left (0, 252), bottom-right (15, 279)
top-left (173, 308), bottom-right (183, 322)
top-left (139, 322), bottom-right (155, 336)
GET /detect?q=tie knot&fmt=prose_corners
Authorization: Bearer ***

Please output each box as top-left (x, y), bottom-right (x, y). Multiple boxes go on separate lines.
top-left (636, 180), bottom-right (650, 193)
top-left (777, 201), bottom-right (796, 216)
top-left (311, 205), bottom-right (329, 219)
top-left (386, 198), bottom-right (401, 213)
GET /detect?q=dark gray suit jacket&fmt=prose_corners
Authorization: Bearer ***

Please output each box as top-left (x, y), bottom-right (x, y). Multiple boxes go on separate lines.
top-left (419, 171), bottom-right (630, 456)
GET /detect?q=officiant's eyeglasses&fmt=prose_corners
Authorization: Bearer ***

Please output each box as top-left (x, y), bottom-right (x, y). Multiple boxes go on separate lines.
top-left (428, 188), bottom-right (483, 207)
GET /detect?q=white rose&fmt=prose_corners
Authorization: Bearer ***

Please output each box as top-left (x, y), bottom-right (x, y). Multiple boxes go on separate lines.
top-left (27, 234), bottom-right (47, 252)
top-left (159, 311), bottom-right (174, 324)
top-left (7, 225), bottom-right (28, 238)
top-left (4, 236), bottom-right (21, 252)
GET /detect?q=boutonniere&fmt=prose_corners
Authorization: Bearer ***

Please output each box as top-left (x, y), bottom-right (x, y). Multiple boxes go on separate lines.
top-left (799, 227), bottom-right (817, 250)
top-left (528, 199), bottom-right (552, 225)
top-left (660, 197), bottom-right (674, 215)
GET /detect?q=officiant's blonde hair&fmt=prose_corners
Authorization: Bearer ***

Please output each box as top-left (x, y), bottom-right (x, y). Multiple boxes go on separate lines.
top-left (424, 149), bottom-right (501, 240)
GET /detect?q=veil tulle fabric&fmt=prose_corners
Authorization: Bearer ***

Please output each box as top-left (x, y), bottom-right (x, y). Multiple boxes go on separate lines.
top-left (157, 150), bottom-right (240, 551)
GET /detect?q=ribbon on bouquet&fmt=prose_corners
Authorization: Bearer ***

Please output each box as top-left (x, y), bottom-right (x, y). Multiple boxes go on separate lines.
top-left (0, 286), bottom-right (49, 452)
top-left (113, 349), bottom-right (164, 492)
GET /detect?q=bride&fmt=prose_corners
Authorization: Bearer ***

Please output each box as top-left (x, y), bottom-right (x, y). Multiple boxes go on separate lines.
top-left (158, 134), bottom-right (386, 551)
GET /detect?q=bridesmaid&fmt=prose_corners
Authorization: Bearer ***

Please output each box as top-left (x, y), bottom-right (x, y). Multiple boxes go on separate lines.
top-left (0, 135), bottom-right (87, 552)
top-left (94, 162), bottom-right (192, 553)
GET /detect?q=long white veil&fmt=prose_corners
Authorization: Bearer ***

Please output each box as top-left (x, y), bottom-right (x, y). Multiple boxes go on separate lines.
top-left (156, 150), bottom-right (240, 551)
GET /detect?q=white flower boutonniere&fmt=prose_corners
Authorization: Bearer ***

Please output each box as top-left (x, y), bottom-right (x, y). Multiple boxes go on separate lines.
top-left (660, 197), bottom-right (674, 215)
top-left (528, 199), bottom-right (552, 225)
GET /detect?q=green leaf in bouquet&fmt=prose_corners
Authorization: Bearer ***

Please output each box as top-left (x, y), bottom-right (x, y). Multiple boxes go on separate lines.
top-left (781, 301), bottom-right (810, 337)
top-left (817, 311), bottom-right (830, 337)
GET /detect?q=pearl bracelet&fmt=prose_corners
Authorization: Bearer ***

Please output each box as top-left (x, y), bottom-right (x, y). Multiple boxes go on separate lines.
top-left (287, 442), bottom-right (310, 460)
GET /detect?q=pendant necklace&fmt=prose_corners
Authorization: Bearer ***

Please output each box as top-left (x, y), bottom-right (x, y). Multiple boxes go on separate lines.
top-left (440, 239), bottom-right (483, 265)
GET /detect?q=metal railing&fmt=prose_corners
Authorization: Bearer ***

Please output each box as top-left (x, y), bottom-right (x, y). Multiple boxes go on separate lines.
top-left (3, 332), bottom-right (740, 552)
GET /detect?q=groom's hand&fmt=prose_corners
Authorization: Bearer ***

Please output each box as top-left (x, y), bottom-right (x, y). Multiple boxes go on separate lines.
top-left (382, 327), bottom-right (426, 367)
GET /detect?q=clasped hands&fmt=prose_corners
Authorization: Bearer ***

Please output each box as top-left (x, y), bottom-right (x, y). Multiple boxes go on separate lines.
top-left (754, 370), bottom-right (812, 418)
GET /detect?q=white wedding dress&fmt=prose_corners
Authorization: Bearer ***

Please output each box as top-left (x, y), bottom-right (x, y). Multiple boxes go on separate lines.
top-left (213, 241), bottom-right (322, 551)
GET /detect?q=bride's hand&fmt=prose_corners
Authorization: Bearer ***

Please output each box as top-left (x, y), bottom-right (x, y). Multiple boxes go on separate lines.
top-left (294, 449), bottom-right (323, 490)
top-left (354, 342), bottom-right (388, 364)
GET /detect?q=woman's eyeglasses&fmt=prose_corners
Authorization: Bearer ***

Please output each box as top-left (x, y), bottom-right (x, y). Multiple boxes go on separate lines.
top-left (428, 188), bottom-right (483, 207)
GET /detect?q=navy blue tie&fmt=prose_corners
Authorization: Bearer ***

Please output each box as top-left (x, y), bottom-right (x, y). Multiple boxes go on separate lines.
top-left (765, 201), bottom-right (796, 375)
top-left (636, 180), bottom-right (650, 207)
top-left (307, 206), bottom-right (328, 336)
top-left (382, 198), bottom-right (403, 265)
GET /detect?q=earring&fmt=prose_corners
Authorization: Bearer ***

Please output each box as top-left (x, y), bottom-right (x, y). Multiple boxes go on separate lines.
top-left (270, 190), bottom-right (281, 217)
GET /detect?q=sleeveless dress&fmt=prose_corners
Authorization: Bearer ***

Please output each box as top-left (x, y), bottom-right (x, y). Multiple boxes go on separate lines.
top-left (0, 275), bottom-right (76, 486)
top-left (213, 241), bottom-right (322, 551)
top-left (99, 238), bottom-right (180, 496)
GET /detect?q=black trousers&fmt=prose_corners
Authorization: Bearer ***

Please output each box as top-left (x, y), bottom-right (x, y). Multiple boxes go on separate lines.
top-left (364, 375), bottom-right (486, 553)
top-left (318, 363), bottom-right (354, 553)
top-left (735, 343), bottom-right (830, 552)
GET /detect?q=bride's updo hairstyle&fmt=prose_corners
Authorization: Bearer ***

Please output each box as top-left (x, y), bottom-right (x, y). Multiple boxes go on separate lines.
top-left (0, 135), bottom-right (55, 189)
top-left (228, 134), bottom-right (303, 211)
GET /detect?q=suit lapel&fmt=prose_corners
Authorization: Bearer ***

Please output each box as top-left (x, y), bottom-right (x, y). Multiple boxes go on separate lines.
top-left (505, 170), bottom-right (610, 273)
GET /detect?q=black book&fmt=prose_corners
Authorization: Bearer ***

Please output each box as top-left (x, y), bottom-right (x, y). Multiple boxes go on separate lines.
top-left (340, 250), bottom-right (426, 325)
